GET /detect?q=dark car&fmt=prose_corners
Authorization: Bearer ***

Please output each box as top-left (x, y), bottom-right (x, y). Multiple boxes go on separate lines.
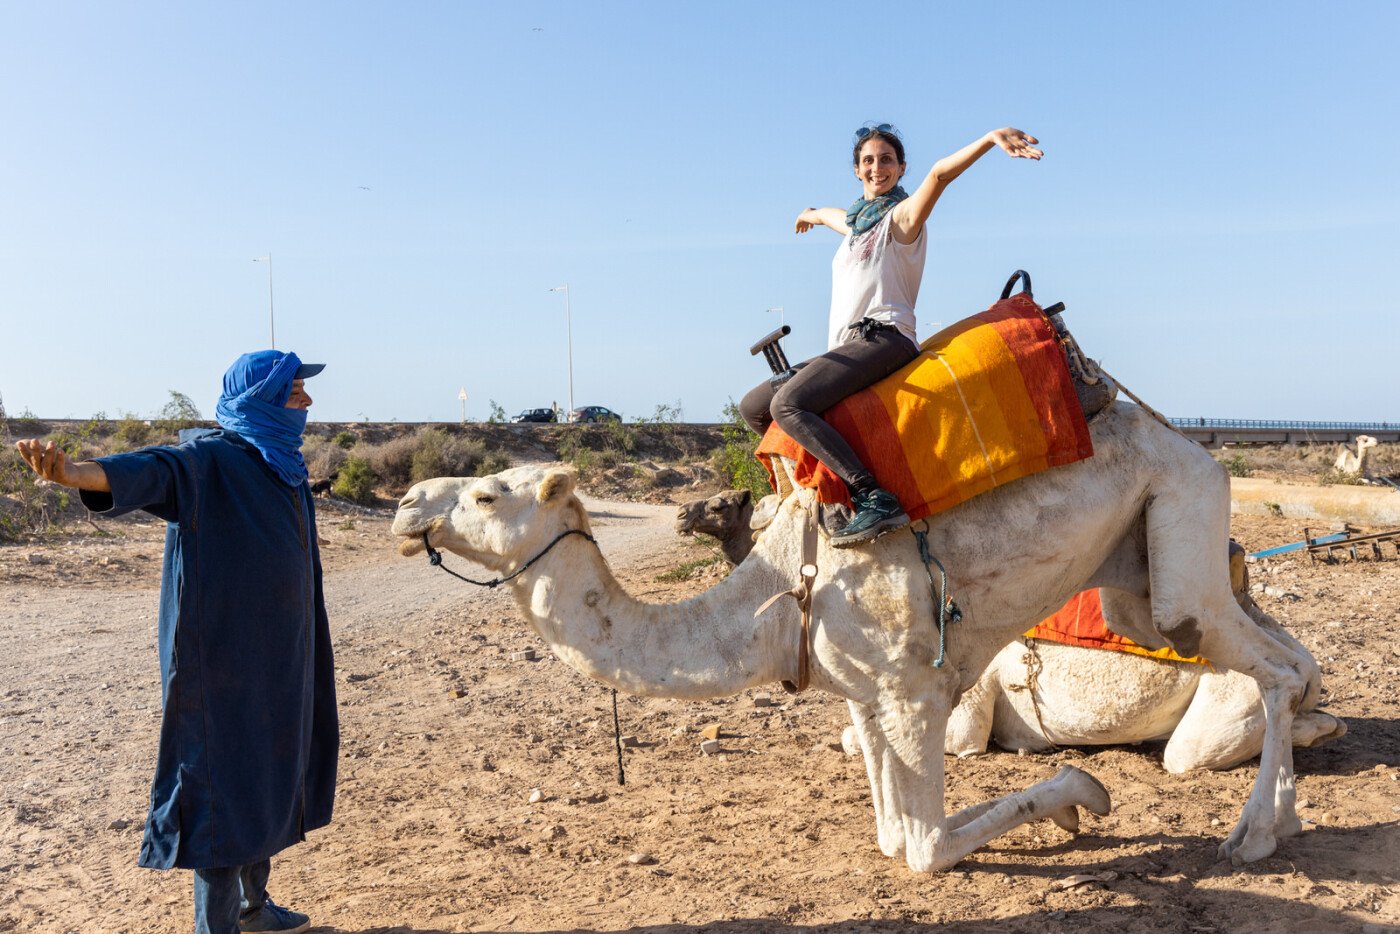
top-left (567, 405), bottom-right (621, 424)
top-left (510, 408), bottom-right (557, 424)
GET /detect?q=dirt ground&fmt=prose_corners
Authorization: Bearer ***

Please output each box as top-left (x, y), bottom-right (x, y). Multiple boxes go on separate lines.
top-left (1, 475), bottom-right (1398, 934)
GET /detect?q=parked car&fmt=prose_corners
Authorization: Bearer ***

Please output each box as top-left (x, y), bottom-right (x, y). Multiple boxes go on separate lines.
top-left (567, 405), bottom-right (621, 424)
top-left (511, 408), bottom-right (557, 424)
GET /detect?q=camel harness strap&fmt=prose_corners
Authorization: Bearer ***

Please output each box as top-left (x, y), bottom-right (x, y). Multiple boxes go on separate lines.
top-left (754, 502), bottom-right (819, 693)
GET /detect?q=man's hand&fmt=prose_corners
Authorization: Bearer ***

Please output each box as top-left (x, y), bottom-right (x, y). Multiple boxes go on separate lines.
top-left (14, 440), bottom-right (111, 492)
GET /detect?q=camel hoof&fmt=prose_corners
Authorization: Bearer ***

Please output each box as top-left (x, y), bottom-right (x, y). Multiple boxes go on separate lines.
top-left (1049, 806), bottom-right (1081, 833)
top-left (1057, 765), bottom-right (1112, 817)
top-left (1293, 711), bottom-right (1347, 748)
top-left (1218, 823), bottom-right (1278, 865)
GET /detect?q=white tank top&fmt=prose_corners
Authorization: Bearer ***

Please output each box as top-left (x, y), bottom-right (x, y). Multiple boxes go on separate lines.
top-left (827, 212), bottom-right (927, 350)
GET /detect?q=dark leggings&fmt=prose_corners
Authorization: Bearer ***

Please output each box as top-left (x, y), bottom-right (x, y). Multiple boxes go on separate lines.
top-left (740, 324), bottom-right (920, 492)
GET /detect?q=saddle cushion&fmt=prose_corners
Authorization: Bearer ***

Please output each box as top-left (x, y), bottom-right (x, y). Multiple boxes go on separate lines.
top-left (756, 292), bottom-right (1094, 520)
top-left (1027, 589), bottom-right (1210, 666)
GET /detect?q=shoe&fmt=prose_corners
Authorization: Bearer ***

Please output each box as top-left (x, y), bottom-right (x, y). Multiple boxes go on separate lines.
top-left (830, 487), bottom-right (909, 548)
top-left (239, 898), bottom-right (310, 934)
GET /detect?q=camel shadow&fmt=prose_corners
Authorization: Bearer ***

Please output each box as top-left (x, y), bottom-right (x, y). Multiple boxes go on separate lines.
top-left (1292, 715), bottom-right (1400, 777)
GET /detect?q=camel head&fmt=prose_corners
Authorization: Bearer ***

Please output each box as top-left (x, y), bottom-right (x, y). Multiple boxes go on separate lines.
top-left (392, 467), bottom-right (591, 572)
top-left (673, 488), bottom-right (752, 541)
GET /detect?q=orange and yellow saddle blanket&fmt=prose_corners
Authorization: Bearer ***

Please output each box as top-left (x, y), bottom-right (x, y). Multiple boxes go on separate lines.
top-left (755, 292), bottom-right (1094, 520)
top-left (1027, 589), bottom-right (1210, 665)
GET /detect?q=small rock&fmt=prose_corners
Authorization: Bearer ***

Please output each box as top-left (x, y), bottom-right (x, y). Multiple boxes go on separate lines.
top-left (478, 754), bottom-right (496, 772)
top-left (1210, 817), bottom-right (1222, 827)
top-left (528, 788), bottom-right (543, 804)
top-left (26, 553), bottom-right (47, 565)
top-left (449, 688), bottom-right (466, 699)
top-left (620, 735), bottom-right (641, 748)
top-left (108, 818), bottom-right (130, 831)
top-left (700, 724), bottom-right (721, 741)
top-left (752, 693), bottom-right (773, 708)
top-left (1297, 798), bottom-right (1312, 809)
top-left (510, 648), bottom-right (537, 662)
top-left (699, 739), bottom-right (720, 755)
top-left (1049, 870), bottom-right (1117, 892)
top-left (626, 852), bottom-right (656, 865)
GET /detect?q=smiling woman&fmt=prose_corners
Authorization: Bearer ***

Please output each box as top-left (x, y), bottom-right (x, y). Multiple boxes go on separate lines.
top-left (739, 122), bottom-right (1042, 548)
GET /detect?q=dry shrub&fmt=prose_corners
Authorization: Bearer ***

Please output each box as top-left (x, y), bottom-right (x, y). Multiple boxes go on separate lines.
top-left (357, 427), bottom-right (512, 490)
top-left (302, 435), bottom-right (349, 485)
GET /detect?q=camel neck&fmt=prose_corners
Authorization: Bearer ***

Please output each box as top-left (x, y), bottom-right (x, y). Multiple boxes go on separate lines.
top-left (510, 534), bottom-right (797, 699)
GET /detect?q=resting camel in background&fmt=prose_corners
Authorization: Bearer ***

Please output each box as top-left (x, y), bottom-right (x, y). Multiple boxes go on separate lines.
top-left (677, 494), bottom-right (1346, 771)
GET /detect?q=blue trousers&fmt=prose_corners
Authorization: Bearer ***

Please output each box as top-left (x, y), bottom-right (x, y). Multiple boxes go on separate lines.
top-left (193, 859), bottom-right (270, 934)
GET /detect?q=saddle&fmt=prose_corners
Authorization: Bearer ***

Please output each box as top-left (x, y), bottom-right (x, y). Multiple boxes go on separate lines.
top-left (752, 271), bottom-right (1115, 538)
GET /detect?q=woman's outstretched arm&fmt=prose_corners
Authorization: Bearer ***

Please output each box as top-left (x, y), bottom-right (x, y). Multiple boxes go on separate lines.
top-left (795, 207), bottom-right (851, 237)
top-left (890, 128), bottom-right (1041, 244)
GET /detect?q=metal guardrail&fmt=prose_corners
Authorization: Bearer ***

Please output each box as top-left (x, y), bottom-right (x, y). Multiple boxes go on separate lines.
top-left (1169, 418), bottom-right (1400, 445)
top-left (1170, 418), bottom-right (1396, 431)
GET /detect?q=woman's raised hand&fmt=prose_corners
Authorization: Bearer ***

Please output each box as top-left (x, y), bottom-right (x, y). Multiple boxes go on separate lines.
top-left (989, 128), bottom-right (1042, 160)
top-left (795, 208), bottom-right (822, 234)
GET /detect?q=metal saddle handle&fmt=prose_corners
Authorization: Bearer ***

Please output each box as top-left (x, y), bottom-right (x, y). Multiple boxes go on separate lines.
top-left (750, 324), bottom-right (796, 388)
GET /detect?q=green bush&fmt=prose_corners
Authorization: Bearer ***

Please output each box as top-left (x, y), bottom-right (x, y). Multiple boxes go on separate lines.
top-left (154, 390), bottom-right (202, 439)
top-left (479, 451), bottom-right (513, 475)
top-left (1220, 452), bottom-right (1252, 478)
top-left (332, 430), bottom-right (356, 449)
top-left (410, 428), bottom-right (494, 482)
top-left (714, 399), bottom-right (773, 498)
top-left (332, 456), bottom-right (378, 504)
top-left (111, 415), bottom-right (154, 452)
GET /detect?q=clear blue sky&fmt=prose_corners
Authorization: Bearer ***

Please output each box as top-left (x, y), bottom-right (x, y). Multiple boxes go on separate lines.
top-left (2, 1), bottom-right (1396, 424)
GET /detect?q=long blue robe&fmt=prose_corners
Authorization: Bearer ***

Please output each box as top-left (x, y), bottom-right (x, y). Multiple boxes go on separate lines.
top-left (81, 428), bottom-right (338, 870)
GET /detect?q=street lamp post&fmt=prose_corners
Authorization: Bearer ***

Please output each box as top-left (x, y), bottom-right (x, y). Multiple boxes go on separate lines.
top-left (547, 285), bottom-right (575, 414)
top-left (766, 306), bottom-right (785, 330)
top-left (253, 254), bottom-right (276, 348)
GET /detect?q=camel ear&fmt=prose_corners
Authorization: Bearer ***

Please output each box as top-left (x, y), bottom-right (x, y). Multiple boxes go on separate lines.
top-left (537, 469), bottom-right (575, 504)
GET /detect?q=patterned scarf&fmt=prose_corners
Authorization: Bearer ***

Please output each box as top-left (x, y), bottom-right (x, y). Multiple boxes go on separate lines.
top-left (846, 185), bottom-right (909, 239)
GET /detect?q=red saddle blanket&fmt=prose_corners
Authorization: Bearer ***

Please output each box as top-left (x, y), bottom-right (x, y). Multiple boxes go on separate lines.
top-left (1027, 590), bottom-right (1210, 666)
top-left (755, 292), bottom-right (1094, 520)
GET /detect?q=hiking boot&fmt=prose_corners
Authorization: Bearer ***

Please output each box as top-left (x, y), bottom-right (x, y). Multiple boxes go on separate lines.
top-left (239, 898), bottom-right (310, 934)
top-left (830, 487), bottom-right (909, 548)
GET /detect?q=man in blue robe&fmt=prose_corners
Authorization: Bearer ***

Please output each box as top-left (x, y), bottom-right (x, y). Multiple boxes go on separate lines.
top-left (15, 350), bottom-right (338, 934)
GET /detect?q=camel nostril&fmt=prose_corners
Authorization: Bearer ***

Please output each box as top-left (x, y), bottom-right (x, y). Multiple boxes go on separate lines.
top-left (397, 493), bottom-right (418, 509)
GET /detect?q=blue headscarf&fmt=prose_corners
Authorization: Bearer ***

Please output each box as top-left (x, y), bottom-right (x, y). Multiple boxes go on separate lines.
top-left (846, 185), bottom-right (909, 240)
top-left (215, 350), bottom-right (310, 487)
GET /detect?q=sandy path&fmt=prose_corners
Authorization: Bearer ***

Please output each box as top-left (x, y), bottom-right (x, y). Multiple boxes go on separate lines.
top-left (1, 499), bottom-right (1398, 933)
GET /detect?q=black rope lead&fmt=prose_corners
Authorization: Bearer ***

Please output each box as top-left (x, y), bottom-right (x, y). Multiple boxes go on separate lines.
top-left (422, 528), bottom-right (596, 588)
top-left (611, 689), bottom-right (626, 786)
top-left (420, 526), bottom-right (625, 784)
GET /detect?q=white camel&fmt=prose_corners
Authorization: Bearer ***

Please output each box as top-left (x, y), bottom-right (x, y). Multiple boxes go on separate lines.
top-left (393, 401), bottom-right (1317, 871)
top-left (674, 504), bottom-right (1346, 771)
top-left (1334, 435), bottom-right (1378, 477)
top-left (942, 612), bottom-right (1346, 770)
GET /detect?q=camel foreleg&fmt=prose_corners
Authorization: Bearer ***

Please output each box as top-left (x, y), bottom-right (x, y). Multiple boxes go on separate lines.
top-left (865, 692), bottom-right (1111, 872)
top-left (846, 699), bottom-right (906, 859)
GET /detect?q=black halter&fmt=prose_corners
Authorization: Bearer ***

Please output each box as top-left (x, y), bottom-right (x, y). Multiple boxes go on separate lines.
top-left (421, 528), bottom-right (597, 588)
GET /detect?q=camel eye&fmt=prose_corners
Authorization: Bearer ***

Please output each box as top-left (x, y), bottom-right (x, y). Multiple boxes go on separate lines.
top-left (474, 495), bottom-right (495, 507)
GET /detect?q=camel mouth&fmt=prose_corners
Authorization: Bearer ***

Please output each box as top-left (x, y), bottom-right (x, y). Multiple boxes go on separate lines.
top-left (392, 517), bottom-right (444, 557)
